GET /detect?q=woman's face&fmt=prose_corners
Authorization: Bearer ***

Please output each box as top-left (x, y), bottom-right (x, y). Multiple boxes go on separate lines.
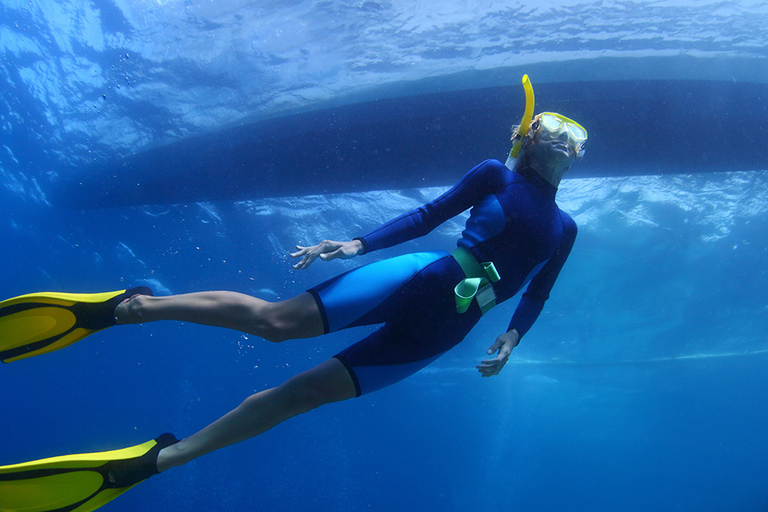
top-left (528, 122), bottom-right (578, 165)
top-left (522, 124), bottom-right (577, 186)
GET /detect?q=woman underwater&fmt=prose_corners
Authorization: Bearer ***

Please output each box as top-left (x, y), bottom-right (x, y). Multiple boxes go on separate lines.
top-left (0, 80), bottom-right (588, 512)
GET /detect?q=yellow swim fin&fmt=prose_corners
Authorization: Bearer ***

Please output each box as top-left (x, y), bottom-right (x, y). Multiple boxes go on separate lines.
top-left (0, 433), bottom-right (178, 512)
top-left (0, 287), bottom-right (152, 363)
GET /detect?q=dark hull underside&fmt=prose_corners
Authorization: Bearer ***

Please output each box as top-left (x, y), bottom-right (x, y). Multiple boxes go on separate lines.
top-left (49, 79), bottom-right (768, 209)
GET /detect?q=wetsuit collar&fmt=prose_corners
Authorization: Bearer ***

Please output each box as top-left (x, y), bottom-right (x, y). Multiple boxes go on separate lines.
top-left (515, 165), bottom-right (558, 200)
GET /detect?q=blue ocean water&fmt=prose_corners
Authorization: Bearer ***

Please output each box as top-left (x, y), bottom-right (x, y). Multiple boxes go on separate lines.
top-left (2, 1), bottom-right (768, 512)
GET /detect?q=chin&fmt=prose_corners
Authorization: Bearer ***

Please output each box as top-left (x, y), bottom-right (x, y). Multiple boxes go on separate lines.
top-left (551, 155), bottom-right (574, 170)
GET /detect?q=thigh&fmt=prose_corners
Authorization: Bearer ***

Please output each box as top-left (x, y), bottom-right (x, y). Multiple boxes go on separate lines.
top-left (334, 306), bottom-right (480, 397)
top-left (281, 357), bottom-right (358, 405)
top-left (309, 251), bottom-right (448, 333)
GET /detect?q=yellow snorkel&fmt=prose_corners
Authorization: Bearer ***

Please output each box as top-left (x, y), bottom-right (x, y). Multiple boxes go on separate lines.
top-left (504, 74), bottom-right (535, 170)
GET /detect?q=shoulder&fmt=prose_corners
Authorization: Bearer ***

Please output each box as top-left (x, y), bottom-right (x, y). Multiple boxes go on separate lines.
top-left (462, 159), bottom-right (512, 187)
top-left (475, 158), bottom-right (510, 176)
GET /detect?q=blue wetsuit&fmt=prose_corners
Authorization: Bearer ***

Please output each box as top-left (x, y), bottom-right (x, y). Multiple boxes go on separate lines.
top-left (308, 159), bottom-right (577, 396)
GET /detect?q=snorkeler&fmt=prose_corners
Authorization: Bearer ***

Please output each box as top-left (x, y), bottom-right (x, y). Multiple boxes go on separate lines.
top-left (0, 77), bottom-right (588, 512)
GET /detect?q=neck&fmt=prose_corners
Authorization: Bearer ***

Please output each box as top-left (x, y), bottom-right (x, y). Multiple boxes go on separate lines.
top-left (534, 163), bottom-right (566, 188)
top-left (514, 163), bottom-right (558, 199)
top-left (514, 153), bottom-right (567, 189)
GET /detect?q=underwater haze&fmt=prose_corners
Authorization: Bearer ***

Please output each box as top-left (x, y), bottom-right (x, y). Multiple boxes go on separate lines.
top-left (2, 1), bottom-right (768, 511)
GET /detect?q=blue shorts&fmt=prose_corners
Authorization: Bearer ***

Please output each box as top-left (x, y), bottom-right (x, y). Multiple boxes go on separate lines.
top-left (308, 251), bottom-right (482, 396)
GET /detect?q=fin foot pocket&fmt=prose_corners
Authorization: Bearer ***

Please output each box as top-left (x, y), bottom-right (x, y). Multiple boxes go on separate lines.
top-left (106, 433), bottom-right (179, 488)
top-left (0, 433), bottom-right (178, 512)
top-left (0, 286), bottom-right (154, 363)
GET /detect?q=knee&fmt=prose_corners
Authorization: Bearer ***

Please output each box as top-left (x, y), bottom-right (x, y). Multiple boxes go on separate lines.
top-left (252, 300), bottom-right (314, 343)
top-left (256, 304), bottom-right (291, 343)
top-left (226, 298), bottom-right (288, 342)
top-left (247, 292), bottom-right (322, 342)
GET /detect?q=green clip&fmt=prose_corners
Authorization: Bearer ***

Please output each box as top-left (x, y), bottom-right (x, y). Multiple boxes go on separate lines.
top-left (482, 262), bottom-right (500, 282)
top-left (451, 247), bottom-right (502, 316)
top-left (454, 277), bottom-right (484, 314)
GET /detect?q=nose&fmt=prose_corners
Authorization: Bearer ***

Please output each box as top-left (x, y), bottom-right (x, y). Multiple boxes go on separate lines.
top-left (553, 129), bottom-right (570, 143)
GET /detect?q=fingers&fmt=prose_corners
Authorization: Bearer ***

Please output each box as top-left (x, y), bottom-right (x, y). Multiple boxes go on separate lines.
top-left (476, 359), bottom-right (502, 377)
top-left (290, 240), bottom-right (356, 270)
top-left (290, 245), bottom-right (312, 259)
top-left (291, 245), bottom-right (320, 270)
top-left (290, 242), bottom-right (342, 270)
top-left (293, 254), bottom-right (316, 270)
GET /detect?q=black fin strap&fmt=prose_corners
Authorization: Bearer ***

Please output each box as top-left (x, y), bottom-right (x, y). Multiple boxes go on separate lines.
top-left (105, 433), bottom-right (179, 488)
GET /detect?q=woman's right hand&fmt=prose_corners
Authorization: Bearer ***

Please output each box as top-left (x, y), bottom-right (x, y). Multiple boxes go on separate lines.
top-left (290, 239), bottom-right (364, 270)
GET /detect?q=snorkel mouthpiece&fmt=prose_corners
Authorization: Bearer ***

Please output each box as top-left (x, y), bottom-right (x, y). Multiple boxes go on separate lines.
top-left (508, 74), bottom-right (535, 163)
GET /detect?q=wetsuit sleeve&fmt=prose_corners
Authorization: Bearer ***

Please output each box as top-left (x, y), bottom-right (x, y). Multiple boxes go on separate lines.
top-left (508, 213), bottom-right (577, 339)
top-left (355, 159), bottom-right (506, 253)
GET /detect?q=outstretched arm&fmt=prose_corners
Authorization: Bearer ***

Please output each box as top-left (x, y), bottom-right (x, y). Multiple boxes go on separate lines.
top-left (357, 160), bottom-right (506, 254)
top-left (290, 161), bottom-right (506, 267)
top-left (290, 239), bottom-right (364, 270)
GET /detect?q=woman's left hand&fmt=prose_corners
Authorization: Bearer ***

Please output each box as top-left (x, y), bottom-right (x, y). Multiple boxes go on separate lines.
top-left (476, 329), bottom-right (520, 377)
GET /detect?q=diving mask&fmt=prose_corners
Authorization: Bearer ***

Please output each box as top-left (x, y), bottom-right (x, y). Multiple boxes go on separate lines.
top-left (535, 112), bottom-right (588, 158)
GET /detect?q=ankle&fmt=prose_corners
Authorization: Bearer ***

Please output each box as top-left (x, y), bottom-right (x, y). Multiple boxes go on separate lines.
top-left (156, 441), bottom-right (187, 472)
top-left (114, 294), bottom-right (147, 324)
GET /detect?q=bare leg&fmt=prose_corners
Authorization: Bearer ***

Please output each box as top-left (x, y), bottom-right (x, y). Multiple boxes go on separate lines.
top-left (156, 357), bottom-right (356, 471)
top-left (114, 292), bottom-right (348, 471)
top-left (115, 291), bottom-right (324, 342)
